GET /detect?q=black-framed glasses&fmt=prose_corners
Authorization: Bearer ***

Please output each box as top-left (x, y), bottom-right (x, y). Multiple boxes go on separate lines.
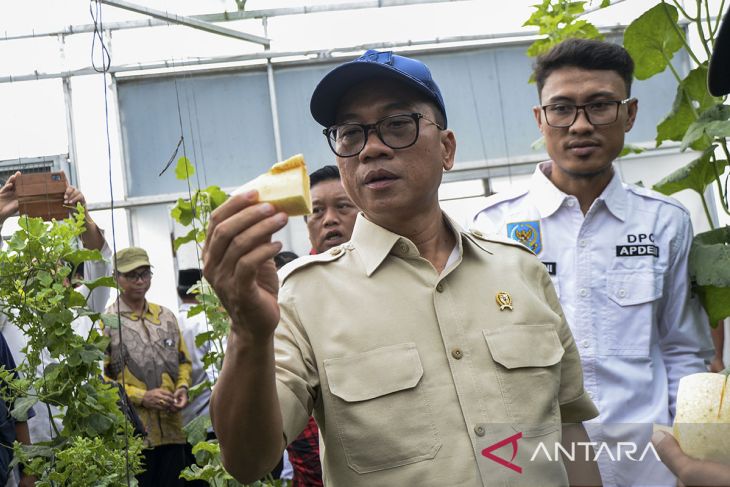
top-left (541, 98), bottom-right (634, 128)
top-left (120, 270), bottom-right (153, 282)
top-left (323, 112), bottom-right (443, 157)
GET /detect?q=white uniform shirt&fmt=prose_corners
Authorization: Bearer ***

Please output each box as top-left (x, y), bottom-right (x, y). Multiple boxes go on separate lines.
top-left (472, 162), bottom-right (713, 485)
top-left (178, 302), bottom-right (219, 427)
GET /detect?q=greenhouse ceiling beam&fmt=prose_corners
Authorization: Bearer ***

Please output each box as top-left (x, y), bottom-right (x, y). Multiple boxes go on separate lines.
top-left (0, 24), bottom-right (635, 84)
top-left (99, 0), bottom-right (270, 46)
top-left (0, 0), bottom-right (466, 42)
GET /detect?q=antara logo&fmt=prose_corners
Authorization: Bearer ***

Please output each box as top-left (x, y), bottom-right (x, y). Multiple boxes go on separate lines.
top-left (481, 432), bottom-right (523, 474)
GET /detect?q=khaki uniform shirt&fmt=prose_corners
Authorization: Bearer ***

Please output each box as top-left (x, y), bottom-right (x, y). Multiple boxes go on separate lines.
top-left (102, 299), bottom-right (192, 447)
top-left (275, 214), bottom-right (597, 486)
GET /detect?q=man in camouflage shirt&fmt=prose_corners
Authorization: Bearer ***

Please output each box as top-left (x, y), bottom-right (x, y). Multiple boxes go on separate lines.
top-left (103, 247), bottom-right (192, 487)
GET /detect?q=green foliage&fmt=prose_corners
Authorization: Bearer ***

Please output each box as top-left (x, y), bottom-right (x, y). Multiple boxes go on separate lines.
top-left (180, 441), bottom-right (291, 487)
top-left (653, 146), bottom-right (728, 196)
top-left (656, 65), bottom-right (721, 148)
top-left (618, 144), bottom-right (646, 157)
top-left (176, 156), bottom-right (196, 180)
top-left (0, 209), bottom-right (143, 483)
top-left (623, 3), bottom-right (683, 80)
top-left (523, 0), bottom-right (605, 62)
top-left (682, 105), bottom-right (730, 150)
top-left (689, 227), bottom-right (730, 324)
top-left (15, 435), bottom-right (144, 486)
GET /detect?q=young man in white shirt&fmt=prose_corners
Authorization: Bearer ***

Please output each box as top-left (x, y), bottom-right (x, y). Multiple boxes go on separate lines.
top-left (472, 38), bottom-right (714, 485)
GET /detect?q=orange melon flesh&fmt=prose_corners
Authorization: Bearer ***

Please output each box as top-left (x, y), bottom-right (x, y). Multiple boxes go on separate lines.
top-left (232, 154), bottom-right (312, 216)
top-left (673, 372), bottom-right (730, 464)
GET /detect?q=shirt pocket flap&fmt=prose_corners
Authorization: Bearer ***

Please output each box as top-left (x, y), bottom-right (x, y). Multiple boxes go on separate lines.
top-left (324, 343), bottom-right (424, 402)
top-left (607, 271), bottom-right (664, 306)
top-left (484, 325), bottom-right (564, 369)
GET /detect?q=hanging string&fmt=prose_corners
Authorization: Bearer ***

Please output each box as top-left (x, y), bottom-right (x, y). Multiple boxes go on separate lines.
top-left (493, 49), bottom-right (514, 188)
top-left (183, 75), bottom-right (204, 191)
top-left (189, 79), bottom-right (209, 188)
top-left (160, 0), bottom-right (219, 397)
top-left (90, 1), bottom-right (132, 485)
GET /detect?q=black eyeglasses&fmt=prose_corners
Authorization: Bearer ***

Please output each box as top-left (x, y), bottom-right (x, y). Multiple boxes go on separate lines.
top-left (324, 112), bottom-right (443, 157)
top-left (120, 270), bottom-right (153, 282)
top-left (541, 98), bottom-right (633, 128)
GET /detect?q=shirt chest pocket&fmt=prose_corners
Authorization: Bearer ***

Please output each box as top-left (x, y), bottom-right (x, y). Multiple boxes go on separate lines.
top-left (602, 270), bottom-right (664, 356)
top-left (323, 343), bottom-right (441, 473)
top-left (484, 325), bottom-right (564, 428)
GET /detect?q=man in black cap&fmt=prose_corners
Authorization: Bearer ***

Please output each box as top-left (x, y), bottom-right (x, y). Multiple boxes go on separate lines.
top-left (204, 49), bottom-right (599, 485)
top-left (651, 8), bottom-right (730, 485)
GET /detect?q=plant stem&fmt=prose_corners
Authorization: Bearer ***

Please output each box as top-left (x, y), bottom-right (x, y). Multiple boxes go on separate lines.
top-left (662, 0), bottom-right (704, 65)
top-left (717, 140), bottom-right (730, 215)
top-left (694, 0), bottom-right (713, 58)
top-left (709, 154), bottom-right (729, 214)
top-left (703, 0), bottom-right (715, 45)
top-left (670, 0), bottom-right (696, 20)
top-left (700, 191), bottom-right (717, 229)
top-left (713, 0), bottom-right (727, 36)
top-left (661, 50), bottom-right (700, 119)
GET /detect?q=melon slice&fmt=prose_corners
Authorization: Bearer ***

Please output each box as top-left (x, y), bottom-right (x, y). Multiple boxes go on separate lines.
top-left (232, 154), bottom-right (312, 216)
top-left (673, 372), bottom-right (730, 464)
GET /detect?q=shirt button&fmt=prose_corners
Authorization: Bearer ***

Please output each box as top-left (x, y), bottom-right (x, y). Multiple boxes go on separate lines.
top-left (474, 425), bottom-right (485, 437)
top-left (329, 246), bottom-right (343, 256)
top-left (566, 199), bottom-right (575, 207)
top-left (588, 391), bottom-right (595, 400)
top-left (398, 242), bottom-right (409, 254)
top-left (451, 347), bottom-right (463, 360)
top-left (436, 283), bottom-right (444, 293)
top-left (581, 340), bottom-right (590, 349)
top-left (618, 289), bottom-right (627, 298)
top-left (579, 239), bottom-right (587, 247)
top-left (579, 288), bottom-right (588, 297)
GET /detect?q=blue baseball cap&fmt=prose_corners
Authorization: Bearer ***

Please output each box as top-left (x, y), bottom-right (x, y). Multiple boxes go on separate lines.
top-left (310, 49), bottom-right (447, 128)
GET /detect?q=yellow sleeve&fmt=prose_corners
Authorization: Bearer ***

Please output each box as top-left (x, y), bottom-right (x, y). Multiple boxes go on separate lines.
top-left (175, 328), bottom-right (192, 390)
top-left (124, 384), bottom-right (147, 405)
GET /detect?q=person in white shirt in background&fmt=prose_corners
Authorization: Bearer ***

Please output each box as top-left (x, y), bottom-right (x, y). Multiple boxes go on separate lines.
top-left (471, 38), bottom-right (714, 486)
top-left (177, 268), bottom-right (215, 431)
top-left (177, 267), bottom-right (293, 481)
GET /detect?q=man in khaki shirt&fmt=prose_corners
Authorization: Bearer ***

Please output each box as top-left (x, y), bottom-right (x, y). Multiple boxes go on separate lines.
top-left (204, 49), bottom-right (599, 486)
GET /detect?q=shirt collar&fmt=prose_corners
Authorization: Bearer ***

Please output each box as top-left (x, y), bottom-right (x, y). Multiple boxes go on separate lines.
top-left (529, 161), bottom-right (568, 218)
top-left (350, 212), bottom-right (464, 277)
top-left (114, 298), bottom-right (161, 323)
top-left (530, 161), bottom-right (627, 221)
top-left (596, 170), bottom-right (628, 221)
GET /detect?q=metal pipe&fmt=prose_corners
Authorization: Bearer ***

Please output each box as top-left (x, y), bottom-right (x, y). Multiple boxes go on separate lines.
top-left (99, 0), bottom-right (270, 46)
top-left (0, 0), bottom-right (467, 41)
top-left (0, 30), bottom-right (557, 84)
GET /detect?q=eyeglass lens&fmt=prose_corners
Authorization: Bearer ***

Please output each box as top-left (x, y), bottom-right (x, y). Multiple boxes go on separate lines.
top-left (123, 270), bottom-right (152, 281)
top-left (327, 114), bottom-right (419, 157)
top-left (544, 101), bottom-right (621, 127)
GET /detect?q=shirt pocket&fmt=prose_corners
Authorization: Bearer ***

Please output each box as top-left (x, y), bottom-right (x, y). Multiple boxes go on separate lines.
top-left (602, 270), bottom-right (664, 357)
top-left (483, 325), bottom-right (564, 429)
top-left (323, 342), bottom-right (441, 473)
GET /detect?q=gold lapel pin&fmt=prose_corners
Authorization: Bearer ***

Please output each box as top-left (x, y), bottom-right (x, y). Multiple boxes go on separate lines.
top-left (496, 291), bottom-right (513, 311)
